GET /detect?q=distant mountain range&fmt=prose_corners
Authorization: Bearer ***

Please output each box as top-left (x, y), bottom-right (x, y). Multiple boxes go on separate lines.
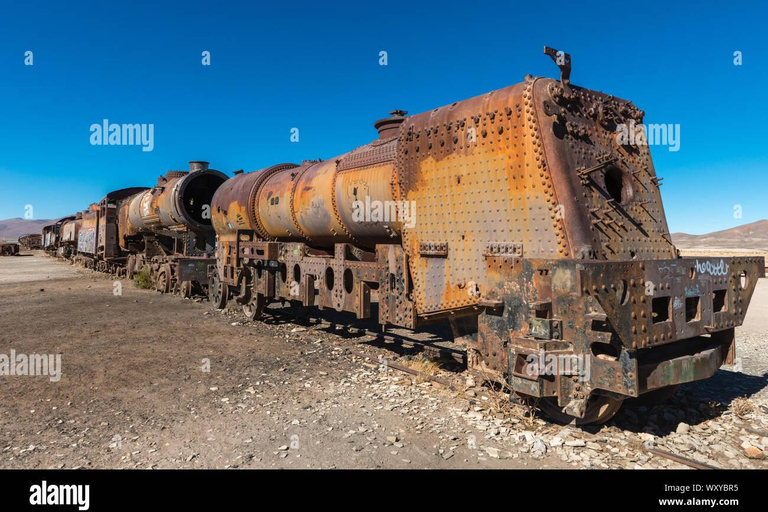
top-left (0, 217), bottom-right (53, 242)
top-left (672, 219), bottom-right (768, 252)
top-left (2, 217), bottom-right (768, 250)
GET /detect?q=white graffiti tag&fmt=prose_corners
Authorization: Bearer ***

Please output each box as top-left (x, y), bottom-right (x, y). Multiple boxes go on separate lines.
top-left (695, 259), bottom-right (730, 277)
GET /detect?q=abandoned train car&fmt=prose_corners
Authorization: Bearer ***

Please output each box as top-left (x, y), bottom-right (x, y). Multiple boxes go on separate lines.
top-left (207, 48), bottom-right (763, 424)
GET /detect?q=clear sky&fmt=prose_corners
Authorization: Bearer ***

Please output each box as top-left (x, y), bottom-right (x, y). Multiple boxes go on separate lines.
top-left (0, 0), bottom-right (765, 234)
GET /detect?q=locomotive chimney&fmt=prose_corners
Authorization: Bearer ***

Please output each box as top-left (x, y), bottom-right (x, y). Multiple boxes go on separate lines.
top-left (189, 161), bottom-right (209, 173)
top-left (374, 110), bottom-right (407, 139)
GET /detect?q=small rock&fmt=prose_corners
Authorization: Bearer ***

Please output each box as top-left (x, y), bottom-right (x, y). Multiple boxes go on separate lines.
top-left (745, 445), bottom-right (764, 459)
top-left (531, 438), bottom-right (547, 457)
top-left (484, 447), bottom-right (500, 459)
top-left (386, 436), bottom-right (398, 443)
top-left (676, 422), bottom-right (690, 434)
top-left (565, 440), bottom-right (586, 448)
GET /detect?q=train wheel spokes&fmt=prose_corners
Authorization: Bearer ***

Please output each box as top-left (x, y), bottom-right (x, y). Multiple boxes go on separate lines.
top-left (537, 394), bottom-right (623, 426)
top-left (126, 255), bottom-right (136, 279)
top-left (209, 272), bottom-right (228, 309)
top-left (180, 280), bottom-right (193, 299)
top-left (155, 266), bottom-right (171, 294)
top-left (242, 294), bottom-right (266, 321)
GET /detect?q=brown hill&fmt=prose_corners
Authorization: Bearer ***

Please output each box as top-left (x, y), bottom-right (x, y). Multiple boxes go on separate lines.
top-left (0, 218), bottom-right (54, 242)
top-left (672, 219), bottom-right (768, 251)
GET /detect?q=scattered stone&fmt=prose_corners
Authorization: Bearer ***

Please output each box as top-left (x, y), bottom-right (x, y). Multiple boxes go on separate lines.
top-left (531, 438), bottom-right (547, 457)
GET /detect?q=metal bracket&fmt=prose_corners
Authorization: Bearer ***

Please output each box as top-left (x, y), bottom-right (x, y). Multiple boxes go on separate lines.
top-left (543, 46), bottom-right (571, 88)
top-left (419, 241), bottom-right (448, 257)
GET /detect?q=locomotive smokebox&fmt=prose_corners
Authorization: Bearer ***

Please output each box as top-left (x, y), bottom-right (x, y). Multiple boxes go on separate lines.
top-left (125, 164), bottom-right (228, 233)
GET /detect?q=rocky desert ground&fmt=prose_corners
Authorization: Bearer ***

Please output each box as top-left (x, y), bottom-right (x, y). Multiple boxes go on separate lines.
top-left (0, 251), bottom-right (767, 469)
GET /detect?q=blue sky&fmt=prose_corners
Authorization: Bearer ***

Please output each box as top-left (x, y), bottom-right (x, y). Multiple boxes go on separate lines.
top-left (0, 0), bottom-right (765, 234)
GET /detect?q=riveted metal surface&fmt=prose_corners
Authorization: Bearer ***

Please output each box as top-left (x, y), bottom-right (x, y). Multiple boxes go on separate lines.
top-left (337, 136), bottom-right (398, 171)
top-left (335, 160), bottom-right (401, 245)
top-left (258, 165), bottom-right (309, 241)
top-left (60, 219), bottom-right (79, 243)
top-left (210, 163), bottom-right (298, 242)
top-left (480, 254), bottom-right (763, 402)
top-left (250, 163), bottom-right (298, 239)
top-left (395, 80), bottom-right (566, 315)
top-left (293, 160), bottom-right (352, 246)
top-left (211, 171), bottom-right (262, 242)
top-left (125, 170), bottom-right (226, 234)
top-left (533, 78), bottom-right (677, 261)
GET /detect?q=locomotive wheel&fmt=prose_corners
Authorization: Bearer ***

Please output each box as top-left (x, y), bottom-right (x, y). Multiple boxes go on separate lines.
top-left (209, 273), bottom-right (228, 309)
top-left (537, 395), bottom-right (624, 426)
top-left (180, 280), bottom-right (193, 299)
top-left (628, 385), bottom-right (681, 406)
top-left (126, 255), bottom-right (136, 279)
top-left (155, 267), bottom-right (171, 294)
top-left (242, 294), bottom-right (266, 321)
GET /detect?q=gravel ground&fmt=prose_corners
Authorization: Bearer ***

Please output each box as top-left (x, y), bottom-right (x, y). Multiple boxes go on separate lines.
top-left (0, 251), bottom-right (766, 469)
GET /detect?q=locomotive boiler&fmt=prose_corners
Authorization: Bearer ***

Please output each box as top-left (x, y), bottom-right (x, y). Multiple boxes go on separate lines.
top-left (118, 161), bottom-right (228, 295)
top-left (210, 48), bottom-right (763, 424)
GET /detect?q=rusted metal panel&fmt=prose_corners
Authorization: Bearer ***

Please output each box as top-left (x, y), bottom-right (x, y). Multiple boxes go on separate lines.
top-left (0, 243), bottom-right (20, 256)
top-left (124, 164), bottom-right (224, 234)
top-left (533, 78), bottom-right (677, 261)
top-left (293, 160), bottom-right (352, 246)
top-left (395, 82), bottom-right (566, 316)
top-left (78, 209), bottom-right (99, 255)
top-left (257, 164), bottom-right (308, 240)
top-left (18, 234), bottom-right (42, 250)
top-left (211, 163), bottom-right (297, 243)
top-left (479, 255), bottom-right (763, 409)
top-left (177, 257), bottom-right (216, 284)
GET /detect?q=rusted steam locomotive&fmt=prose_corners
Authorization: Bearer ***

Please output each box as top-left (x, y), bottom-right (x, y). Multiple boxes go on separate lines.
top-left (208, 48), bottom-right (763, 424)
top-left (35, 48), bottom-right (763, 425)
top-left (42, 162), bottom-right (228, 296)
top-left (18, 234), bottom-right (43, 250)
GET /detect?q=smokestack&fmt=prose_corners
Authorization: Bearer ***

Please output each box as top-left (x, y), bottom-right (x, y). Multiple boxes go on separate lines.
top-left (374, 110), bottom-right (407, 140)
top-left (189, 161), bottom-right (210, 173)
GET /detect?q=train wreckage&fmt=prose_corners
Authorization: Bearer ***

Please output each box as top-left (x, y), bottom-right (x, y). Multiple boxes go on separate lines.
top-left (37, 48), bottom-right (763, 424)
